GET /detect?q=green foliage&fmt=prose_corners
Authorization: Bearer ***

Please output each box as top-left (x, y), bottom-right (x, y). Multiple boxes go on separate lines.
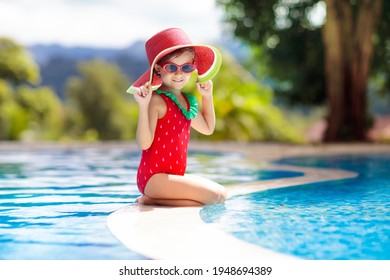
top-left (371, 0), bottom-right (390, 97)
top-left (65, 60), bottom-right (138, 140)
top-left (0, 37), bottom-right (40, 85)
top-left (268, 27), bottom-right (325, 105)
top-left (217, 0), bottom-right (325, 106)
top-left (0, 80), bottom-right (63, 140)
top-left (15, 86), bottom-right (65, 140)
top-left (190, 51), bottom-right (304, 142)
top-left (0, 79), bottom-right (28, 140)
top-left (217, 0), bottom-right (390, 106)
top-left (0, 38), bottom-right (58, 141)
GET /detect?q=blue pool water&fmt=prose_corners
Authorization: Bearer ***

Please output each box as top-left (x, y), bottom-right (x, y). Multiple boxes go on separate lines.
top-left (201, 154), bottom-right (390, 260)
top-left (0, 147), bottom-right (300, 260)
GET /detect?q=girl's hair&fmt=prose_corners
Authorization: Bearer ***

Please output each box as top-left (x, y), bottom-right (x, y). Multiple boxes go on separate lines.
top-left (157, 47), bottom-right (195, 65)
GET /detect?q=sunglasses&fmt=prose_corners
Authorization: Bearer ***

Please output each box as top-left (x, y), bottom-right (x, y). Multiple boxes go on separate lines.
top-left (161, 62), bottom-right (196, 73)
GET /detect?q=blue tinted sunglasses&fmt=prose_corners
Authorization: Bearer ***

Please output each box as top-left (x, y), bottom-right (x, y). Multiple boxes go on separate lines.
top-left (161, 62), bottom-right (196, 73)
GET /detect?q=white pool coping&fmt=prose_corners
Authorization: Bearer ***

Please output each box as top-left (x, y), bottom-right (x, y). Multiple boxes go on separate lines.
top-left (107, 161), bottom-right (358, 260)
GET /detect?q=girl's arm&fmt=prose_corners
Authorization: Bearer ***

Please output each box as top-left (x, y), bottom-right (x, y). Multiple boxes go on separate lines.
top-left (134, 84), bottom-right (161, 150)
top-left (191, 80), bottom-right (216, 135)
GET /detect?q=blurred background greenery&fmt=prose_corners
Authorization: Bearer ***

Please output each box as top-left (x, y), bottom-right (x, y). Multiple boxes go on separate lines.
top-left (1, 0), bottom-right (389, 143)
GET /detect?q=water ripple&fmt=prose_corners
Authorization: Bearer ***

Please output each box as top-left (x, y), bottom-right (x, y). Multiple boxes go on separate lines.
top-left (201, 154), bottom-right (390, 260)
top-left (1, 148), bottom-right (283, 260)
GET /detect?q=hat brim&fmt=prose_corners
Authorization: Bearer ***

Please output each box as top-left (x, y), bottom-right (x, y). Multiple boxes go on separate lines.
top-left (127, 45), bottom-right (222, 94)
top-left (127, 70), bottom-right (162, 94)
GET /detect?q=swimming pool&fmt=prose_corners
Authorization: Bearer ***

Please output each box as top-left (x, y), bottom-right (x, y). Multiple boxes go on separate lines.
top-left (0, 147), bottom-right (300, 260)
top-left (201, 153), bottom-right (390, 260)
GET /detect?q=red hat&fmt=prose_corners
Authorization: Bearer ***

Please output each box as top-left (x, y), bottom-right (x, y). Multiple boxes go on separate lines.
top-left (127, 28), bottom-right (222, 94)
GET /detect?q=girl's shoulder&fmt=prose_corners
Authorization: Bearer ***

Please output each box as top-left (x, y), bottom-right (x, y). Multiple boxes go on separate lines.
top-left (150, 91), bottom-right (166, 105)
top-left (150, 91), bottom-right (167, 117)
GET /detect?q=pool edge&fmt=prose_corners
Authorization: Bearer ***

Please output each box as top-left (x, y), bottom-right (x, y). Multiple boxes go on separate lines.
top-left (106, 163), bottom-right (357, 260)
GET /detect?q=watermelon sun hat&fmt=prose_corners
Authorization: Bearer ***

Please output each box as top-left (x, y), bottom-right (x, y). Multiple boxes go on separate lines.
top-left (127, 28), bottom-right (222, 94)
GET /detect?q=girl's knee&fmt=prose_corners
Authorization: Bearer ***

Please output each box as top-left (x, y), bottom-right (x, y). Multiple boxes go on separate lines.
top-left (206, 185), bottom-right (227, 205)
top-left (217, 186), bottom-right (227, 204)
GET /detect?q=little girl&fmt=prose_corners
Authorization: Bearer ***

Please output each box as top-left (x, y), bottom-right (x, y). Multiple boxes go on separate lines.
top-left (128, 28), bottom-right (226, 206)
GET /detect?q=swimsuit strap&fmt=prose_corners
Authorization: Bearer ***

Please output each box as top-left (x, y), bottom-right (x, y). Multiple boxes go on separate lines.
top-left (155, 90), bottom-right (198, 120)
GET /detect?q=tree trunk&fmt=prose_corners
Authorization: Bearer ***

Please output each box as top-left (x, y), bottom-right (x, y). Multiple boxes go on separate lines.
top-left (322, 0), bottom-right (383, 142)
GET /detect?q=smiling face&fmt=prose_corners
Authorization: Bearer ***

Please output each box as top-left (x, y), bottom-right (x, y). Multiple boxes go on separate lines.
top-left (154, 50), bottom-right (195, 94)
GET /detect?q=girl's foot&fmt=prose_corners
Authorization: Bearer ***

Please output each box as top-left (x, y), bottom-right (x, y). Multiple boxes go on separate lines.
top-left (135, 195), bottom-right (154, 205)
top-left (135, 196), bottom-right (142, 204)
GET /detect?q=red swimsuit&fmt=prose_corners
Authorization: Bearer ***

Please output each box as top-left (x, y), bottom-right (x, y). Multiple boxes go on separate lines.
top-left (137, 91), bottom-right (198, 194)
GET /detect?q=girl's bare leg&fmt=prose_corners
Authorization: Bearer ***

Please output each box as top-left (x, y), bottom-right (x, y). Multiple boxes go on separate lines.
top-left (139, 173), bottom-right (227, 207)
top-left (136, 195), bottom-right (203, 206)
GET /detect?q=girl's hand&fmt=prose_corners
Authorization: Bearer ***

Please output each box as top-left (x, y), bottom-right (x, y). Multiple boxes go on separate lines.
top-left (133, 82), bottom-right (152, 105)
top-left (196, 80), bottom-right (213, 97)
